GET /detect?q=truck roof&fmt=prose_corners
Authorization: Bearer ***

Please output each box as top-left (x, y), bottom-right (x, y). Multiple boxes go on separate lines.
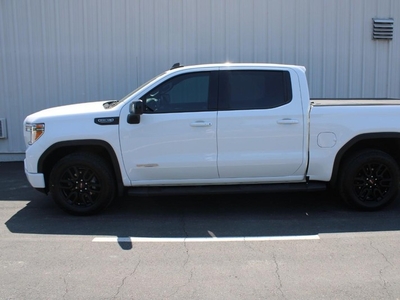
top-left (167, 62), bottom-right (307, 73)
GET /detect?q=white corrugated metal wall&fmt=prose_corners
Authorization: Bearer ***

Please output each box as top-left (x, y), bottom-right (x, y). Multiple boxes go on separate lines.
top-left (1, 0), bottom-right (399, 161)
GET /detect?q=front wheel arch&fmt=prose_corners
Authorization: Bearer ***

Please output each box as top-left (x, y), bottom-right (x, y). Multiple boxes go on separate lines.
top-left (38, 140), bottom-right (124, 196)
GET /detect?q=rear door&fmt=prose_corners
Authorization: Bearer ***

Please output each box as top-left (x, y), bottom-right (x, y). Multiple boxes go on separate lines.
top-left (217, 67), bottom-right (307, 181)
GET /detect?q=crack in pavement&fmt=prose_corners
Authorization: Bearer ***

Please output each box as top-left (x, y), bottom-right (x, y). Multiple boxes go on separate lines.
top-left (245, 241), bottom-right (287, 299)
top-left (165, 213), bottom-right (194, 298)
top-left (62, 276), bottom-right (69, 300)
top-left (273, 253), bottom-right (287, 300)
top-left (62, 245), bottom-right (85, 299)
top-left (369, 241), bottom-right (393, 298)
top-left (62, 264), bottom-right (75, 300)
top-left (179, 213), bottom-right (190, 268)
top-left (166, 266), bottom-right (194, 299)
top-left (245, 242), bottom-right (287, 299)
top-left (112, 259), bottom-right (141, 299)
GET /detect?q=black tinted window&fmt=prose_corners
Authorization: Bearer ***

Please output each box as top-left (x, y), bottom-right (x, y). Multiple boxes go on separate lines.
top-left (220, 70), bottom-right (292, 110)
top-left (142, 72), bottom-right (211, 113)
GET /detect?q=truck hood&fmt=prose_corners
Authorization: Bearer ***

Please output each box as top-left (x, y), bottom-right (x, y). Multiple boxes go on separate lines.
top-left (25, 100), bottom-right (116, 122)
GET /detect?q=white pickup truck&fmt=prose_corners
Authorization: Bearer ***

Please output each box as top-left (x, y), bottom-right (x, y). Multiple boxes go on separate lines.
top-left (23, 63), bottom-right (400, 215)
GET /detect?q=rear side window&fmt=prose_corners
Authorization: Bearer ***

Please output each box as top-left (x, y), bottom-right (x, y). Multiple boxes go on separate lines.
top-left (219, 70), bottom-right (292, 110)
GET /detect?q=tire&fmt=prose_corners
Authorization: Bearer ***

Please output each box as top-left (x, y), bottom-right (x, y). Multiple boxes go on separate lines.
top-left (49, 152), bottom-right (116, 215)
top-left (338, 150), bottom-right (400, 211)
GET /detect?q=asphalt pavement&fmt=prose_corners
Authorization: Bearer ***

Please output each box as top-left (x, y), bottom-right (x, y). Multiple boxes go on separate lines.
top-left (2, 161), bottom-right (400, 299)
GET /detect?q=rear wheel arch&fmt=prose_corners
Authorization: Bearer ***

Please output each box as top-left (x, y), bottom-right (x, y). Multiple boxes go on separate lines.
top-left (330, 133), bottom-right (400, 187)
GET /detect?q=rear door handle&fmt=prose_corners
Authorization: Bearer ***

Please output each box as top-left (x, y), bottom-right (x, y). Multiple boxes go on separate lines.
top-left (190, 121), bottom-right (212, 127)
top-left (277, 118), bottom-right (299, 125)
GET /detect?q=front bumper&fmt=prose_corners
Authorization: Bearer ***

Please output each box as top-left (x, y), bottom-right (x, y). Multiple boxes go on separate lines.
top-left (24, 159), bottom-right (45, 188)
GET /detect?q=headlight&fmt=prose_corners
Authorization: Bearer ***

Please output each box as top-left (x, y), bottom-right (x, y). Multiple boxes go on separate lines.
top-left (25, 123), bottom-right (45, 145)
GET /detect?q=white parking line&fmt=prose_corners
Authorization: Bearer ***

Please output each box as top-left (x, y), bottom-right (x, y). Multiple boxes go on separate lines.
top-left (92, 235), bottom-right (320, 243)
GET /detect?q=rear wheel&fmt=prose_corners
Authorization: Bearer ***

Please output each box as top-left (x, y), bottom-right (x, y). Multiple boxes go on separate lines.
top-left (49, 153), bottom-right (116, 215)
top-left (339, 150), bottom-right (400, 211)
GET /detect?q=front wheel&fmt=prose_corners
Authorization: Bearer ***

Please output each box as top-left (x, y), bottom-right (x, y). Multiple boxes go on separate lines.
top-left (49, 153), bottom-right (116, 215)
top-left (338, 150), bottom-right (400, 211)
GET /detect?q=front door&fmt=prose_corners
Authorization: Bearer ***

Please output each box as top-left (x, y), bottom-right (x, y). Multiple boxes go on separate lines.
top-left (119, 71), bottom-right (219, 184)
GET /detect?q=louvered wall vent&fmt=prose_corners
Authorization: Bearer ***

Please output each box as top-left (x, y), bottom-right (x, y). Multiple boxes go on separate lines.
top-left (0, 118), bottom-right (7, 139)
top-left (373, 18), bottom-right (394, 40)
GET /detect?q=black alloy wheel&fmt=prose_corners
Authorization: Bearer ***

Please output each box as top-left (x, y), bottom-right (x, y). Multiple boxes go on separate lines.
top-left (339, 149), bottom-right (400, 211)
top-left (49, 153), bottom-right (116, 215)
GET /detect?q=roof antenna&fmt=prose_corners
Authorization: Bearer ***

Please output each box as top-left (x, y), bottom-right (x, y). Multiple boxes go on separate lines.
top-left (170, 62), bottom-right (183, 70)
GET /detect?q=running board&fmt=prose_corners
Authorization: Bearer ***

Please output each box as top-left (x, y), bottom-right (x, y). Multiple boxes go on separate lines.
top-left (126, 182), bottom-right (327, 197)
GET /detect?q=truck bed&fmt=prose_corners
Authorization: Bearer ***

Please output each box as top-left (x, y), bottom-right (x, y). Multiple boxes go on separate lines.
top-left (311, 99), bottom-right (400, 106)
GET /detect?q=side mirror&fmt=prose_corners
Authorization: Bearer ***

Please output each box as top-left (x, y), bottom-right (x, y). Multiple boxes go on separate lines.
top-left (127, 100), bottom-right (144, 124)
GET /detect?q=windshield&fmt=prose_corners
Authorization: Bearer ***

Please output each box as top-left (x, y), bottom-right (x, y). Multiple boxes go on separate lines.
top-left (119, 72), bottom-right (166, 103)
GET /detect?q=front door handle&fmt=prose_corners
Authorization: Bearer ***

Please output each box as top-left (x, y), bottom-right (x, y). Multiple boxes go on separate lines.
top-left (190, 121), bottom-right (212, 127)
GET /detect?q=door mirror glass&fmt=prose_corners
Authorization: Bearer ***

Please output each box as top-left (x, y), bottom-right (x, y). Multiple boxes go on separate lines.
top-left (129, 100), bottom-right (144, 115)
top-left (127, 100), bottom-right (144, 124)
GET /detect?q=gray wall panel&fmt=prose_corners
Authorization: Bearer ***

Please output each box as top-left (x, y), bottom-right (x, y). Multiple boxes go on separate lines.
top-left (1, 0), bottom-right (399, 159)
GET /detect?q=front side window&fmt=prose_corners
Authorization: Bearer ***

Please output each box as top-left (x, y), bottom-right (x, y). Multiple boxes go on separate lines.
top-left (141, 72), bottom-right (212, 113)
top-left (220, 70), bottom-right (292, 110)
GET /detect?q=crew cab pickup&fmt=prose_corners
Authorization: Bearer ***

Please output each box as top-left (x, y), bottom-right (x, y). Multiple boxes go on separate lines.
top-left (23, 63), bottom-right (400, 215)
